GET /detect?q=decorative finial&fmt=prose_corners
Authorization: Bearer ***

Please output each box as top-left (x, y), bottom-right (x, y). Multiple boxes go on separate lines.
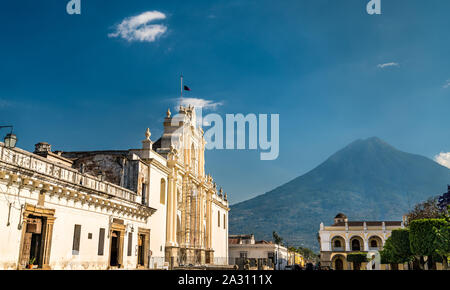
top-left (166, 108), bottom-right (171, 118)
top-left (219, 187), bottom-right (223, 196)
top-left (168, 144), bottom-right (178, 160)
top-left (145, 128), bottom-right (151, 140)
top-left (169, 144), bottom-right (178, 154)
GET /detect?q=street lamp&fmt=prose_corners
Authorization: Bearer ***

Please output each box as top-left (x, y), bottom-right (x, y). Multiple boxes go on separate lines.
top-left (0, 126), bottom-right (17, 148)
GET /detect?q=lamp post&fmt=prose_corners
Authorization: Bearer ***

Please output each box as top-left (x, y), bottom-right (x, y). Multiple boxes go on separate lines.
top-left (0, 126), bottom-right (17, 148)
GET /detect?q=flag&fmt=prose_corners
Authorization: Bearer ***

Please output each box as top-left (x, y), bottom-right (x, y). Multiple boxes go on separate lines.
top-left (184, 85), bottom-right (191, 91)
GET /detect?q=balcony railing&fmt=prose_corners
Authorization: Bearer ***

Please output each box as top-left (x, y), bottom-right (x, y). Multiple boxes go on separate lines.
top-left (0, 143), bottom-right (139, 203)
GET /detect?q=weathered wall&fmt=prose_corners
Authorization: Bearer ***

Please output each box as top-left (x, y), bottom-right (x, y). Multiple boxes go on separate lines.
top-left (63, 152), bottom-right (127, 187)
top-left (0, 182), bottom-right (151, 270)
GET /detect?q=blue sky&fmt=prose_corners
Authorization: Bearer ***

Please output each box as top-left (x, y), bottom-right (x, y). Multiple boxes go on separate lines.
top-left (1, 0), bottom-right (450, 204)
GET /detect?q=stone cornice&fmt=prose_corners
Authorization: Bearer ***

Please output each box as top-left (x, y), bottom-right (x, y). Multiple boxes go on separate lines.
top-left (0, 144), bottom-right (139, 203)
top-left (0, 169), bottom-right (156, 220)
top-left (142, 158), bottom-right (171, 174)
top-left (211, 197), bottom-right (229, 211)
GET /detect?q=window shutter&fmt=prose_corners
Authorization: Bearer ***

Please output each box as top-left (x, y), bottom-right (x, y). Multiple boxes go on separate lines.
top-left (72, 224), bottom-right (81, 255)
top-left (127, 232), bottom-right (133, 256)
top-left (98, 228), bottom-right (105, 256)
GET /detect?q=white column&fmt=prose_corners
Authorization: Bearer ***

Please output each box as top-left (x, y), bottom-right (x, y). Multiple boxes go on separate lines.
top-left (364, 239), bottom-right (369, 251)
top-left (171, 174), bottom-right (177, 245)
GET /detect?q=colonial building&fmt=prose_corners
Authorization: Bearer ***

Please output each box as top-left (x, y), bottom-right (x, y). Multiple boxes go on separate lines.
top-left (0, 105), bottom-right (229, 269)
top-left (318, 213), bottom-right (404, 270)
top-left (228, 234), bottom-right (289, 270)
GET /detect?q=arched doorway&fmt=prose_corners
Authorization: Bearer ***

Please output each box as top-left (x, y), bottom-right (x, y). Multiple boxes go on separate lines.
top-left (332, 255), bottom-right (346, 270)
top-left (335, 258), bottom-right (344, 270)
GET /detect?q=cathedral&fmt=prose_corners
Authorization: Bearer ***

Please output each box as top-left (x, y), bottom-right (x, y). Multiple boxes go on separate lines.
top-left (0, 105), bottom-right (229, 269)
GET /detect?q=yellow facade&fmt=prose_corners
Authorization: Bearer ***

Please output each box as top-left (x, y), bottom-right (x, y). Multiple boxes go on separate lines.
top-left (288, 250), bottom-right (305, 267)
top-left (157, 106), bottom-right (229, 267)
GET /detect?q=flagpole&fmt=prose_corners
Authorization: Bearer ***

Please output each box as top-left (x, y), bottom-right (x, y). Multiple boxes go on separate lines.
top-left (180, 74), bottom-right (183, 99)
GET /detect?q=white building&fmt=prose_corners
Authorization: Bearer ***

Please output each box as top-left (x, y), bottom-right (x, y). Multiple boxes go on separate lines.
top-left (318, 213), bottom-right (404, 270)
top-left (228, 234), bottom-right (288, 270)
top-left (0, 105), bottom-right (229, 270)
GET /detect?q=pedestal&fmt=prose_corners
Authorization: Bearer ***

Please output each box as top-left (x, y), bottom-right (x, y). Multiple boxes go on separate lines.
top-left (206, 249), bottom-right (214, 264)
top-left (165, 246), bottom-right (179, 269)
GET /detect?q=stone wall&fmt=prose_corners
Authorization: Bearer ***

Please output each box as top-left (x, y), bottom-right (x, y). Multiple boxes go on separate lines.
top-left (62, 151), bottom-right (128, 186)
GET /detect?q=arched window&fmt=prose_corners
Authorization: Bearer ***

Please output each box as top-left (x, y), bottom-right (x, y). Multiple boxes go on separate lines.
top-left (334, 240), bottom-right (341, 248)
top-left (160, 179), bottom-right (166, 205)
top-left (223, 214), bottom-right (226, 229)
top-left (331, 236), bottom-right (345, 251)
top-left (370, 240), bottom-right (378, 248)
top-left (217, 210), bottom-right (220, 227)
top-left (351, 239), bottom-right (361, 251)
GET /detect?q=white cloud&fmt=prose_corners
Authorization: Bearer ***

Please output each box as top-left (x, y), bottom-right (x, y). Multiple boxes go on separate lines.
top-left (434, 152), bottom-right (450, 169)
top-left (108, 11), bottom-right (167, 42)
top-left (176, 97), bottom-right (223, 110)
top-left (443, 79), bottom-right (450, 89)
top-left (377, 62), bottom-right (399, 69)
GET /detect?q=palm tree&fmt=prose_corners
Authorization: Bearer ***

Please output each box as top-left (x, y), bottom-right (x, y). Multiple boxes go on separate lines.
top-left (272, 231), bottom-right (283, 270)
top-left (272, 231), bottom-right (283, 245)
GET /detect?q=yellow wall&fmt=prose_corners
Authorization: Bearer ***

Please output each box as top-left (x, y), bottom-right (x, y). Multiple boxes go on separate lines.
top-left (288, 251), bottom-right (305, 267)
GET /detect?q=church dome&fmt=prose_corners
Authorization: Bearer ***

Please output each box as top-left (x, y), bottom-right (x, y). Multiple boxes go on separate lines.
top-left (335, 213), bottom-right (347, 219)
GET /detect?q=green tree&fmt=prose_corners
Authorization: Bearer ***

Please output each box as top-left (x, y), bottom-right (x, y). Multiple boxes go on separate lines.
top-left (380, 229), bottom-right (414, 268)
top-left (409, 219), bottom-right (447, 270)
top-left (296, 247), bottom-right (319, 264)
top-left (272, 231), bottom-right (283, 245)
top-left (346, 253), bottom-right (368, 270)
top-left (406, 197), bottom-right (442, 225)
top-left (433, 222), bottom-right (450, 269)
top-left (380, 238), bottom-right (395, 264)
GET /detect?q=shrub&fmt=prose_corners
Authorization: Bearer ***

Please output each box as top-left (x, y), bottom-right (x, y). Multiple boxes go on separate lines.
top-left (346, 252), bottom-right (368, 270)
top-left (380, 229), bottom-right (414, 265)
top-left (433, 223), bottom-right (450, 260)
top-left (380, 238), bottom-right (395, 264)
top-left (346, 253), bottom-right (368, 263)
